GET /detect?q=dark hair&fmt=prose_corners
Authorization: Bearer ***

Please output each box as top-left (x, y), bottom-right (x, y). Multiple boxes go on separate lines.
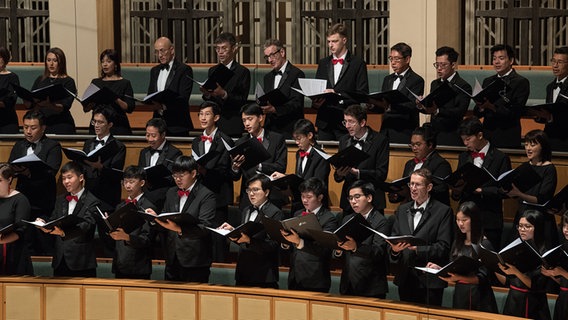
top-left (298, 177), bottom-right (329, 208)
top-left (391, 42), bottom-right (412, 58)
top-left (490, 44), bottom-right (515, 61)
top-left (327, 23), bottom-right (349, 38)
top-left (215, 32), bottom-right (237, 46)
top-left (172, 155), bottom-right (197, 174)
top-left (348, 180), bottom-right (376, 197)
top-left (99, 49), bottom-right (121, 77)
top-left (0, 163), bottom-right (15, 180)
top-left (23, 110), bottom-right (46, 127)
top-left (411, 125), bottom-right (437, 149)
top-left (452, 202), bottom-right (484, 258)
top-left (554, 47), bottom-right (568, 55)
top-left (458, 117), bottom-right (484, 137)
top-left (146, 118), bottom-right (167, 134)
top-left (435, 46), bottom-right (459, 63)
top-left (411, 167), bottom-right (433, 185)
top-left (0, 47), bottom-right (11, 66)
top-left (93, 105), bottom-right (116, 125)
top-left (344, 104), bottom-right (367, 122)
top-left (61, 161), bottom-right (84, 176)
top-left (240, 103), bottom-right (263, 116)
top-left (122, 165), bottom-right (147, 181)
top-left (524, 129), bottom-right (552, 162)
top-left (563, 211), bottom-right (568, 229)
top-left (43, 47), bottom-right (68, 79)
top-left (519, 209), bottom-right (546, 253)
top-left (247, 173), bottom-right (271, 191)
top-left (199, 101), bottom-right (221, 116)
top-left (264, 38), bottom-right (284, 51)
top-left (292, 119), bottom-right (317, 145)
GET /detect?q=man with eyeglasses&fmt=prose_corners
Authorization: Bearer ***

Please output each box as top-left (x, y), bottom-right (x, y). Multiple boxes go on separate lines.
top-left (147, 36), bottom-right (193, 137)
top-left (375, 42), bottom-right (424, 144)
top-left (260, 38), bottom-right (304, 139)
top-left (474, 44), bottom-right (529, 149)
top-left (312, 23), bottom-right (369, 141)
top-left (202, 32), bottom-right (251, 137)
top-left (389, 168), bottom-right (453, 306)
top-left (418, 46), bottom-right (472, 146)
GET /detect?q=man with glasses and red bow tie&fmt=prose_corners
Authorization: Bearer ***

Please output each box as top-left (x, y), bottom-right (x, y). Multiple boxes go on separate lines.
top-left (452, 117), bottom-right (511, 250)
top-left (312, 23), bottom-right (369, 141)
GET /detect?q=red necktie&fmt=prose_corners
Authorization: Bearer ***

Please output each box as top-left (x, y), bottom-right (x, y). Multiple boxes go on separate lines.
top-left (299, 151), bottom-right (310, 158)
top-left (413, 157), bottom-right (426, 164)
top-left (257, 137), bottom-right (263, 143)
top-left (201, 135), bottom-right (213, 142)
top-left (125, 198), bottom-right (137, 204)
top-left (471, 152), bottom-right (485, 160)
top-left (301, 211), bottom-right (310, 216)
top-left (66, 195), bottom-right (78, 202)
top-left (177, 189), bottom-right (190, 198)
top-left (332, 58), bottom-right (344, 65)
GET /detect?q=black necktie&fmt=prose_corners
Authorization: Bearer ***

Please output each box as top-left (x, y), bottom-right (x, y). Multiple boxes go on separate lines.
top-left (553, 82), bottom-right (563, 89)
top-left (159, 64), bottom-right (169, 71)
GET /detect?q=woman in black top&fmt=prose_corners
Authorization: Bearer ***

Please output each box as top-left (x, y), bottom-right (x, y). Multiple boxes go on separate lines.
top-left (541, 211), bottom-right (568, 320)
top-left (0, 47), bottom-right (20, 133)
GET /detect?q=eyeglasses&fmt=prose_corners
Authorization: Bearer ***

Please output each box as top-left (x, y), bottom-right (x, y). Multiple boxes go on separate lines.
top-left (550, 59), bottom-right (568, 65)
top-left (91, 120), bottom-right (107, 126)
top-left (408, 142), bottom-right (424, 148)
top-left (245, 187), bottom-right (263, 194)
top-left (347, 194), bottom-right (365, 201)
top-left (408, 182), bottom-right (426, 188)
top-left (388, 56), bottom-right (404, 62)
top-left (154, 48), bottom-right (170, 56)
top-left (517, 224), bottom-right (534, 230)
top-left (433, 62), bottom-right (451, 69)
top-left (341, 120), bottom-right (358, 127)
top-left (171, 172), bottom-right (189, 180)
top-left (215, 45), bottom-right (232, 53)
top-left (263, 49), bottom-right (281, 61)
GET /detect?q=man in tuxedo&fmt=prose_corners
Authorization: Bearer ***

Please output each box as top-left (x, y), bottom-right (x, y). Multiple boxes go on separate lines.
top-left (453, 117), bottom-right (511, 250)
top-left (389, 168), bottom-right (453, 306)
top-left (146, 156), bottom-right (216, 282)
top-left (474, 44), bottom-right (529, 149)
top-left (138, 118), bottom-right (182, 212)
top-left (377, 42), bottom-right (424, 144)
top-left (313, 23), bottom-right (369, 141)
top-left (231, 103), bottom-right (287, 211)
top-left (260, 38), bottom-right (304, 139)
top-left (147, 36), bottom-right (193, 137)
top-left (9, 110), bottom-right (61, 255)
top-left (192, 101), bottom-right (234, 262)
top-left (334, 104), bottom-right (389, 215)
top-left (202, 32), bottom-right (250, 137)
top-left (418, 46), bottom-right (472, 146)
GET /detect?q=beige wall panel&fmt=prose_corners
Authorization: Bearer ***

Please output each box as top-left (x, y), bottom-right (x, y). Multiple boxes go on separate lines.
top-left (347, 306), bottom-right (382, 320)
top-left (199, 292), bottom-right (235, 320)
top-left (45, 285), bottom-right (81, 320)
top-left (384, 309), bottom-right (419, 320)
top-left (85, 287), bottom-right (120, 320)
top-left (4, 284), bottom-right (42, 320)
top-left (274, 298), bottom-right (308, 320)
top-left (237, 295), bottom-right (271, 320)
top-left (419, 315), bottom-right (455, 320)
top-left (162, 290), bottom-right (197, 320)
top-left (311, 303), bottom-right (344, 320)
top-left (123, 289), bottom-right (158, 320)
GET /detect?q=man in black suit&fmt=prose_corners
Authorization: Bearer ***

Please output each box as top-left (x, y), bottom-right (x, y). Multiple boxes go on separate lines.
top-left (138, 118), bottom-right (182, 212)
top-left (147, 36), bottom-right (193, 137)
top-left (334, 104), bottom-right (389, 215)
top-left (231, 103), bottom-right (287, 211)
top-left (389, 168), bottom-right (453, 306)
top-left (335, 180), bottom-right (389, 298)
top-left (202, 32), bottom-right (251, 137)
top-left (219, 174), bottom-right (282, 288)
top-left (146, 156), bottom-right (216, 282)
top-left (192, 101), bottom-right (234, 262)
top-left (260, 38), bottom-right (305, 139)
top-left (9, 110), bottom-right (61, 255)
top-left (453, 117), bottom-right (511, 250)
top-left (474, 44), bottom-right (529, 149)
top-left (418, 46), bottom-right (472, 146)
top-left (377, 42), bottom-right (424, 144)
top-left (313, 23), bottom-right (369, 141)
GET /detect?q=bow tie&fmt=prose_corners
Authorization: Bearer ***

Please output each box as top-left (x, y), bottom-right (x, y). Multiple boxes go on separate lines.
top-left (413, 157), bottom-right (427, 164)
top-left (352, 138), bottom-right (364, 146)
top-left (332, 58), bottom-right (344, 65)
top-left (273, 70), bottom-right (283, 76)
top-left (150, 149), bottom-right (162, 155)
top-left (177, 189), bottom-right (190, 198)
top-left (471, 151), bottom-right (485, 160)
top-left (125, 198), bottom-right (137, 204)
top-left (249, 205), bottom-right (260, 213)
top-left (301, 211), bottom-right (310, 216)
top-left (553, 82), bottom-right (563, 89)
top-left (25, 141), bottom-right (37, 150)
top-left (159, 64), bottom-right (170, 71)
top-left (409, 207), bottom-right (424, 215)
top-left (299, 151), bottom-right (310, 158)
top-left (66, 195), bottom-right (78, 202)
top-left (257, 137), bottom-right (263, 143)
top-left (95, 139), bottom-right (105, 146)
top-left (395, 74), bottom-right (404, 80)
top-left (201, 135), bottom-right (213, 142)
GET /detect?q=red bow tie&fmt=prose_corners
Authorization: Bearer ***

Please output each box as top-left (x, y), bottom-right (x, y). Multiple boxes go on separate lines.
top-left (413, 157), bottom-right (426, 164)
top-left (301, 211), bottom-right (310, 216)
top-left (66, 195), bottom-right (78, 202)
top-left (201, 135), bottom-right (213, 142)
top-left (125, 198), bottom-right (137, 204)
top-left (299, 151), bottom-right (310, 158)
top-left (177, 189), bottom-right (190, 198)
top-left (471, 152), bottom-right (486, 160)
top-left (332, 58), bottom-right (344, 65)
top-left (257, 137), bottom-right (263, 143)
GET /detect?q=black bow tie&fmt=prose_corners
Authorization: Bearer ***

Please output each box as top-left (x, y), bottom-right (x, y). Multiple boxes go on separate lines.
top-left (25, 141), bottom-right (37, 150)
top-left (395, 74), bottom-right (404, 80)
top-left (409, 207), bottom-right (424, 215)
top-left (95, 139), bottom-right (105, 146)
top-left (249, 205), bottom-right (260, 213)
top-left (352, 138), bottom-right (364, 146)
top-left (159, 64), bottom-right (170, 71)
top-left (553, 82), bottom-right (563, 89)
top-left (150, 149), bottom-right (162, 155)
top-left (273, 70), bottom-right (283, 76)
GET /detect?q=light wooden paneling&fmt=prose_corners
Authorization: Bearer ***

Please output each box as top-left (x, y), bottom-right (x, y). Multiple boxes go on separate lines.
top-left (85, 286), bottom-right (120, 320)
top-left (274, 298), bottom-right (308, 320)
top-left (123, 288), bottom-right (158, 320)
top-left (237, 295), bottom-right (271, 320)
top-left (162, 290), bottom-right (197, 320)
top-left (384, 309), bottom-right (419, 320)
top-left (45, 285), bottom-right (81, 320)
top-left (199, 292), bottom-right (235, 320)
top-left (4, 284), bottom-right (42, 320)
top-left (311, 302), bottom-right (344, 320)
top-left (347, 306), bottom-right (382, 320)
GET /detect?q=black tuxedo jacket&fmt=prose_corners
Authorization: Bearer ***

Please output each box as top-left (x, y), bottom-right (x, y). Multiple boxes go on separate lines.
top-left (9, 135), bottom-right (62, 213)
top-left (262, 62), bottom-right (305, 138)
top-left (235, 201), bottom-right (282, 285)
top-left (288, 146), bottom-right (331, 213)
top-left (334, 127), bottom-right (389, 211)
top-left (339, 209), bottom-right (389, 297)
top-left (455, 144), bottom-right (511, 229)
top-left (315, 51), bottom-right (368, 131)
top-left (402, 151), bottom-right (452, 206)
top-left (112, 195), bottom-right (156, 276)
top-left (542, 79), bottom-right (568, 151)
top-left (83, 135), bottom-right (126, 211)
top-left (191, 129), bottom-right (234, 207)
top-left (148, 59), bottom-right (193, 135)
top-left (390, 198), bottom-right (453, 289)
top-left (474, 69), bottom-right (529, 149)
top-left (204, 62), bottom-right (250, 137)
top-left (161, 182), bottom-right (216, 268)
top-left (287, 208), bottom-right (338, 291)
top-left (380, 67), bottom-right (425, 144)
top-left (49, 190), bottom-right (100, 271)
top-left (429, 72), bottom-right (472, 146)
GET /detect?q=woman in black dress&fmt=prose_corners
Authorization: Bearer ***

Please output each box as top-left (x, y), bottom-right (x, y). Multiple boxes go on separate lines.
top-left (29, 47), bottom-right (77, 134)
top-left (426, 201), bottom-right (498, 313)
top-left (0, 163), bottom-right (33, 275)
top-left (541, 211), bottom-right (568, 320)
top-left (84, 49), bottom-right (134, 135)
top-left (0, 47), bottom-right (20, 133)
